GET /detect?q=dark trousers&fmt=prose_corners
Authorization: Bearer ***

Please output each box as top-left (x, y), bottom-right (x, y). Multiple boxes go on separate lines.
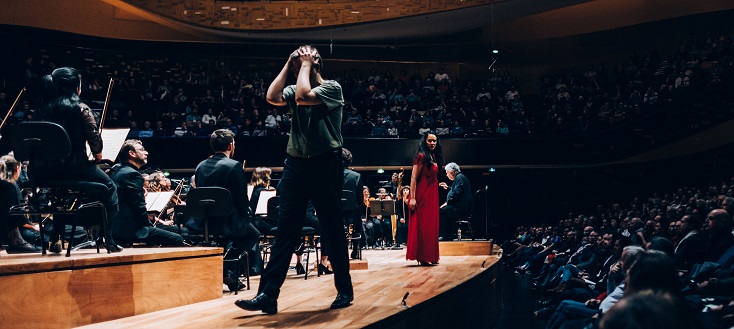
top-left (258, 151), bottom-right (353, 299)
top-left (39, 163), bottom-right (119, 238)
top-left (145, 226), bottom-right (184, 246)
top-left (439, 205), bottom-right (462, 238)
top-left (364, 217), bottom-right (380, 245)
top-left (396, 220), bottom-right (408, 245)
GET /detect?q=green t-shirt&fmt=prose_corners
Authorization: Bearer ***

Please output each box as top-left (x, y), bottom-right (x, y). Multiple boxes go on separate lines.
top-left (282, 80), bottom-right (344, 157)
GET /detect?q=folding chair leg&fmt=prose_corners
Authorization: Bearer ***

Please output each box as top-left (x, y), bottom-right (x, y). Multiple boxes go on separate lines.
top-left (316, 236), bottom-right (321, 278)
top-left (66, 221), bottom-right (76, 257)
top-left (39, 217), bottom-right (46, 255)
top-left (243, 251), bottom-right (250, 291)
top-left (304, 237), bottom-right (310, 280)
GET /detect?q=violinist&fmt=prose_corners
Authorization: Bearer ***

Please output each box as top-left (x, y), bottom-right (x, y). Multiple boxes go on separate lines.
top-left (144, 170), bottom-right (188, 238)
top-left (109, 140), bottom-right (183, 246)
top-left (146, 171), bottom-right (171, 192)
top-left (36, 67), bottom-right (121, 253)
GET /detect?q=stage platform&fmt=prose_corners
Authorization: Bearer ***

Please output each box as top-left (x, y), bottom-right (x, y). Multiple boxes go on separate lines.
top-left (0, 247), bottom-right (223, 328)
top-left (72, 241), bottom-right (502, 329)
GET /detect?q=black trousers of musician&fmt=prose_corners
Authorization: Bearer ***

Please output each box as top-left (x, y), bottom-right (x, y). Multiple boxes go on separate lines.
top-left (364, 217), bottom-right (378, 246)
top-left (439, 205), bottom-right (463, 239)
top-left (396, 220), bottom-right (408, 246)
top-left (38, 163), bottom-right (119, 239)
top-left (258, 150), bottom-right (353, 299)
top-left (145, 226), bottom-right (185, 246)
top-left (378, 218), bottom-right (392, 245)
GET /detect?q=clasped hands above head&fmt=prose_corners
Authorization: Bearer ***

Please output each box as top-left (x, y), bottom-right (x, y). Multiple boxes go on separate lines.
top-left (290, 47), bottom-right (318, 66)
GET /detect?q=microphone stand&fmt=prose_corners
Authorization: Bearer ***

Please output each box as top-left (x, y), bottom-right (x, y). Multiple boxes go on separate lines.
top-left (484, 168), bottom-right (492, 240)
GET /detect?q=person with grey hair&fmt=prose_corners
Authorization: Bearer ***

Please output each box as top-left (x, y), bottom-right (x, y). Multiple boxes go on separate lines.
top-left (109, 140), bottom-right (184, 247)
top-left (542, 245), bottom-right (646, 329)
top-left (438, 162), bottom-right (472, 240)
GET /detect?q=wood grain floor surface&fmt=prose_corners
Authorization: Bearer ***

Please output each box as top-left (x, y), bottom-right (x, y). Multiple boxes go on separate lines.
top-left (0, 247), bottom-right (222, 274)
top-left (76, 248), bottom-right (498, 329)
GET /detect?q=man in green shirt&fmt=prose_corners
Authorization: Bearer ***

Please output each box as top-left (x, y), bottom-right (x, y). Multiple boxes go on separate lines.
top-left (236, 45), bottom-right (353, 314)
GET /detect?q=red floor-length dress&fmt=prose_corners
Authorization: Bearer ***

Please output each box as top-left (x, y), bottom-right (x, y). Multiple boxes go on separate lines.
top-left (406, 153), bottom-right (439, 263)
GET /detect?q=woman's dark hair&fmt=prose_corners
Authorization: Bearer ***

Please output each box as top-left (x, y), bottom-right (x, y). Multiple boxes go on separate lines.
top-left (39, 67), bottom-right (82, 122)
top-left (38, 67), bottom-right (85, 155)
top-left (250, 167), bottom-right (272, 187)
top-left (416, 133), bottom-right (443, 168)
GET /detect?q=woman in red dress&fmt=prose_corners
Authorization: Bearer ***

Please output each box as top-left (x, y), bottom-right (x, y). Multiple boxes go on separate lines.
top-left (406, 133), bottom-right (443, 265)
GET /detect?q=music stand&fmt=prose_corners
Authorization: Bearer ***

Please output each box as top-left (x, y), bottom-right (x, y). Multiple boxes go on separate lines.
top-left (368, 200), bottom-right (402, 249)
top-left (254, 190), bottom-right (276, 216)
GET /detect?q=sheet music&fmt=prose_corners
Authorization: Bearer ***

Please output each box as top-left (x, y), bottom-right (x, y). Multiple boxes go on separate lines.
top-left (87, 128), bottom-right (130, 161)
top-left (247, 185), bottom-right (254, 200)
top-left (255, 190), bottom-right (277, 215)
top-left (145, 191), bottom-right (175, 212)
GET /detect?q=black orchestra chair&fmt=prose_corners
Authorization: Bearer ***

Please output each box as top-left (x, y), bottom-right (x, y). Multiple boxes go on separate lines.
top-left (186, 186), bottom-right (250, 293)
top-left (454, 190), bottom-right (483, 241)
top-left (341, 189), bottom-right (362, 260)
top-left (264, 196), bottom-right (320, 280)
top-left (260, 195), bottom-right (281, 264)
top-left (9, 121), bottom-right (110, 256)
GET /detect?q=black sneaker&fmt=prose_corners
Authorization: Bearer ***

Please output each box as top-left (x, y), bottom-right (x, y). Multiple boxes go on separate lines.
top-left (6, 242), bottom-right (41, 254)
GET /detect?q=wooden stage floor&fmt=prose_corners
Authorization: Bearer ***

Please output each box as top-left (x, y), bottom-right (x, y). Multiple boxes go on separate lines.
top-left (74, 243), bottom-right (501, 329)
top-left (0, 247), bottom-right (223, 329)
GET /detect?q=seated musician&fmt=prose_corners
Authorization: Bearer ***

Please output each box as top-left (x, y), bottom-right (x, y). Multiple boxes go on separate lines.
top-left (373, 187), bottom-right (394, 247)
top-left (0, 154), bottom-right (41, 253)
top-left (194, 129), bottom-right (262, 291)
top-left (147, 171), bottom-right (171, 192)
top-left (36, 67), bottom-right (121, 252)
top-left (109, 140), bottom-right (184, 247)
top-left (360, 186), bottom-right (377, 248)
top-left (249, 166), bottom-right (275, 234)
top-left (394, 186), bottom-right (411, 247)
top-left (438, 162), bottom-right (473, 240)
top-left (144, 170), bottom-right (190, 239)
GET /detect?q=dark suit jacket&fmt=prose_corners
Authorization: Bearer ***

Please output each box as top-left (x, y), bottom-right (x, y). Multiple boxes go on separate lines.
top-left (446, 172), bottom-right (472, 216)
top-left (109, 163), bottom-right (152, 240)
top-left (195, 153), bottom-right (255, 237)
top-left (675, 231), bottom-right (706, 270)
top-left (343, 168), bottom-right (362, 225)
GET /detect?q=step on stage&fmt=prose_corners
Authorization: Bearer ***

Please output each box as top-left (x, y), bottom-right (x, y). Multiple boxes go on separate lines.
top-left (1, 241), bottom-right (502, 329)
